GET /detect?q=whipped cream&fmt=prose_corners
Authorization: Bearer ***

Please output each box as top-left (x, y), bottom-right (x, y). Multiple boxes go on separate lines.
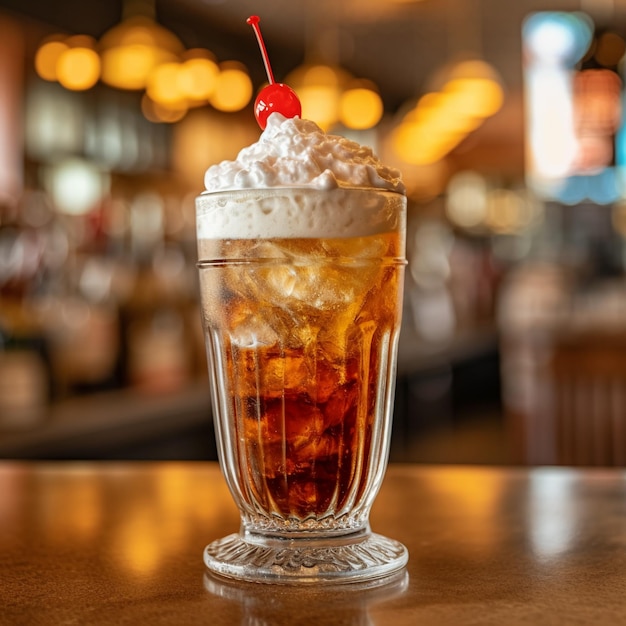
top-left (203, 113), bottom-right (405, 194)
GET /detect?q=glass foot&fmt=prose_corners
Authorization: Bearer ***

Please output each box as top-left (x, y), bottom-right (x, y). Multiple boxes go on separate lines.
top-left (204, 530), bottom-right (408, 584)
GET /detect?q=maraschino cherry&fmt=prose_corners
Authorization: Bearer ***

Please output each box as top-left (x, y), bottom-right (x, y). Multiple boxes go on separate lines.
top-left (247, 15), bottom-right (301, 130)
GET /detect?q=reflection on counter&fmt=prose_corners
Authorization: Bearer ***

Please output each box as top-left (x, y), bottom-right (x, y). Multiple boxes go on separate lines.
top-left (203, 569), bottom-right (409, 626)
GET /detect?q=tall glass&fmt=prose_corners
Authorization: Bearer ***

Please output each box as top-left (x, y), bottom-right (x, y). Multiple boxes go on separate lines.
top-left (196, 187), bottom-right (407, 584)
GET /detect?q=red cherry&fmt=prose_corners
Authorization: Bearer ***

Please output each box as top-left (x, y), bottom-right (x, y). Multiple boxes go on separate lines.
top-left (254, 83), bottom-right (302, 129)
top-left (247, 15), bottom-right (302, 129)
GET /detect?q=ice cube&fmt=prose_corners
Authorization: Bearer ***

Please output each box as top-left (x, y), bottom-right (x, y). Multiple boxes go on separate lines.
top-left (229, 314), bottom-right (280, 348)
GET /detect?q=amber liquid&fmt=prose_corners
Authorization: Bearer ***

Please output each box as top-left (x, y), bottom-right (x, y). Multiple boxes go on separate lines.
top-left (199, 232), bottom-right (404, 524)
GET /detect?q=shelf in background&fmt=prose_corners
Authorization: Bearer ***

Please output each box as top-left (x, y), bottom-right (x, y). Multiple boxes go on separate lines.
top-left (0, 382), bottom-right (215, 460)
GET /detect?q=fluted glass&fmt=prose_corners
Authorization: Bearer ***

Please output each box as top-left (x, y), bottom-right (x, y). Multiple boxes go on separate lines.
top-left (196, 187), bottom-right (407, 583)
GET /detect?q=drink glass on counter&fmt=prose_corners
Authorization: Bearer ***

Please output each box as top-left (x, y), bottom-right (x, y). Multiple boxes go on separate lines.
top-left (196, 186), bottom-right (408, 584)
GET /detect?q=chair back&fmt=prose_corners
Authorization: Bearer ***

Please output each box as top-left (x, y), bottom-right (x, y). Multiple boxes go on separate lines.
top-left (551, 332), bottom-right (626, 466)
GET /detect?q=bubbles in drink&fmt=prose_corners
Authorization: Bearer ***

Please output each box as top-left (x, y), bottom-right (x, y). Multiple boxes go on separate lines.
top-left (200, 229), bottom-right (403, 524)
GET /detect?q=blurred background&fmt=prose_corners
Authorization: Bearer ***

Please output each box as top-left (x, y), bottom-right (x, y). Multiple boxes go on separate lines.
top-left (2, 0), bottom-right (626, 466)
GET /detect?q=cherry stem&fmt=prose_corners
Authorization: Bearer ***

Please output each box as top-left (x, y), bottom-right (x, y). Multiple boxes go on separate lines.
top-left (247, 15), bottom-right (275, 85)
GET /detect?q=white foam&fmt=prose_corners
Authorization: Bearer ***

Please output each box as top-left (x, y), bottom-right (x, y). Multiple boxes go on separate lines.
top-left (196, 187), bottom-right (403, 240)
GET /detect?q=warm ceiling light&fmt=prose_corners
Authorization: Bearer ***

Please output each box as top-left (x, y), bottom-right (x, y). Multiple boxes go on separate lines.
top-left (443, 61), bottom-right (504, 119)
top-left (146, 62), bottom-right (184, 106)
top-left (392, 57), bottom-right (505, 165)
top-left (56, 36), bottom-right (100, 91)
top-left (286, 63), bottom-right (353, 129)
top-left (391, 122), bottom-right (428, 162)
top-left (304, 64), bottom-right (350, 88)
top-left (209, 62), bottom-right (252, 112)
top-left (444, 78), bottom-right (504, 118)
top-left (426, 104), bottom-right (483, 135)
top-left (449, 60), bottom-right (499, 81)
top-left (146, 53), bottom-right (221, 110)
top-left (297, 85), bottom-right (341, 130)
top-left (287, 63), bottom-right (351, 89)
top-left (178, 56), bottom-right (219, 102)
top-left (33, 3), bottom-right (242, 124)
top-left (35, 37), bottom-right (68, 82)
top-left (392, 117), bottom-right (468, 165)
top-left (392, 123), bottom-right (451, 165)
top-left (99, 11), bottom-right (184, 91)
top-left (414, 92), bottom-right (445, 113)
top-left (339, 80), bottom-right (384, 129)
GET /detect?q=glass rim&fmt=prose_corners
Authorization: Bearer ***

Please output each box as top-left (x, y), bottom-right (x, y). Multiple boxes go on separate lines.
top-left (196, 186), bottom-right (407, 199)
top-left (197, 257), bottom-right (408, 269)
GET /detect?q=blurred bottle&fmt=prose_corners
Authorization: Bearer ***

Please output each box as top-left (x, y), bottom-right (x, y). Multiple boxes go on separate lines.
top-left (31, 192), bottom-right (124, 398)
top-left (0, 307), bottom-right (51, 428)
top-left (119, 192), bottom-right (197, 393)
top-left (1, 184), bottom-right (203, 408)
top-left (0, 199), bottom-right (52, 427)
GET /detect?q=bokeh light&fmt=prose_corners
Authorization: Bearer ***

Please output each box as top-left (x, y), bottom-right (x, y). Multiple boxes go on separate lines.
top-left (444, 78), bottom-right (503, 119)
top-left (44, 158), bottom-right (110, 215)
top-left (523, 11), bottom-right (593, 66)
top-left (178, 51), bottom-right (219, 102)
top-left (146, 62), bottom-right (184, 106)
top-left (209, 62), bottom-right (253, 112)
top-left (290, 67), bottom-right (344, 129)
top-left (35, 37), bottom-right (69, 82)
top-left (99, 16), bottom-right (184, 91)
top-left (446, 170), bottom-right (489, 229)
top-left (56, 36), bottom-right (100, 91)
top-left (286, 63), bottom-right (352, 130)
top-left (339, 81), bottom-right (384, 130)
top-left (391, 59), bottom-right (504, 166)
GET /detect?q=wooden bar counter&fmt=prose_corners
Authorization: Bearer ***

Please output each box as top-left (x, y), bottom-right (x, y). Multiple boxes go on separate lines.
top-left (1, 462), bottom-right (625, 625)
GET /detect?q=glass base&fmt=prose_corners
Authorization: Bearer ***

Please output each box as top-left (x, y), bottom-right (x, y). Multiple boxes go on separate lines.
top-left (203, 529), bottom-right (408, 584)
